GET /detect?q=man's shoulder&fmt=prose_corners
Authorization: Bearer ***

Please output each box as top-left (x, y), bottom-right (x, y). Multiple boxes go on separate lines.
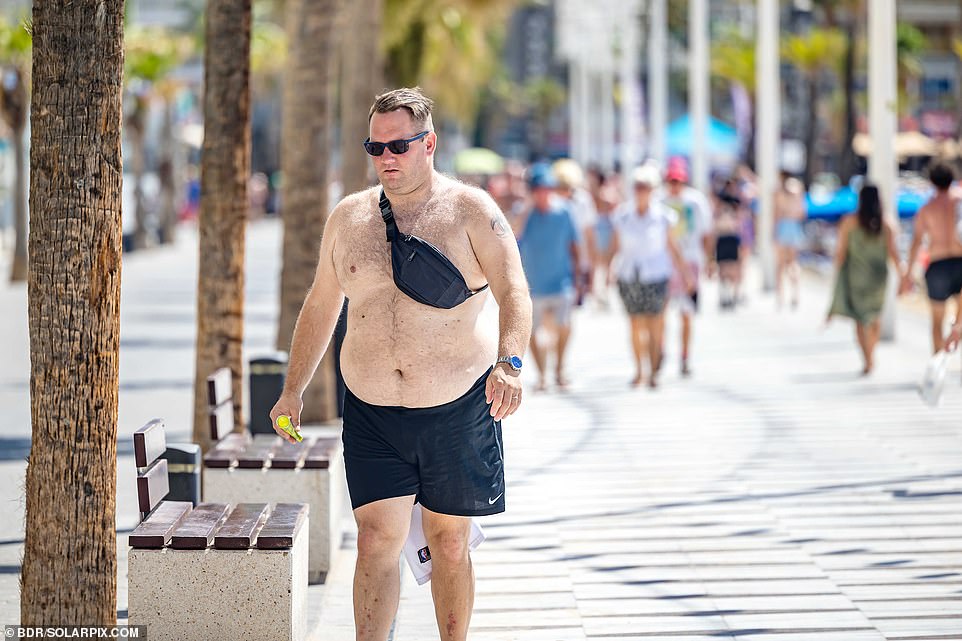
top-left (446, 177), bottom-right (497, 211)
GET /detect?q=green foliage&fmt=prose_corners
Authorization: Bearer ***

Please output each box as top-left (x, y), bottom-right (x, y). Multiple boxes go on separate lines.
top-left (0, 14), bottom-right (32, 64)
top-left (125, 25), bottom-right (194, 84)
top-left (711, 27), bottom-right (755, 95)
top-left (896, 22), bottom-right (926, 78)
top-left (382, 0), bottom-right (522, 123)
top-left (251, 17), bottom-right (287, 75)
top-left (781, 28), bottom-right (846, 77)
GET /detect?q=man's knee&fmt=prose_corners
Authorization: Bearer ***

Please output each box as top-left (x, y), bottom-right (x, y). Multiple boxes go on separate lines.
top-left (424, 523), bottom-right (471, 568)
top-left (356, 519), bottom-right (407, 560)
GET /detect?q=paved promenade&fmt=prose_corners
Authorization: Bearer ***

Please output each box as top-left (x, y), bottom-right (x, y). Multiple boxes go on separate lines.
top-left (1, 218), bottom-right (960, 639)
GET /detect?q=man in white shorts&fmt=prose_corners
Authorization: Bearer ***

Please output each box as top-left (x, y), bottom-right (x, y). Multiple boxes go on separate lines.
top-left (661, 158), bottom-right (713, 376)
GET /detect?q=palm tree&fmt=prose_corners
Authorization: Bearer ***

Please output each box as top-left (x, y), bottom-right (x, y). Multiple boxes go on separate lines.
top-left (21, 0), bottom-right (124, 624)
top-left (124, 26), bottom-right (193, 249)
top-left (711, 29), bottom-right (756, 167)
top-left (383, 0), bottom-right (521, 125)
top-left (276, 0), bottom-right (345, 424)
top-left (896, 22), bottom-right (927, 118)
top-left (0, 14), bottom-right (31, 283)
top-left (193, 0), bottom-right (252, 449)
top-left (814, 0), bottom-right (863, 183)
top-left (339, 0), bottom-right (383, 196)
top-left (781, 27), bottom-right (846, 186)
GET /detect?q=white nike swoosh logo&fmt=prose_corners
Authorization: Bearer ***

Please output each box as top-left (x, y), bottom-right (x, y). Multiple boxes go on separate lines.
top-left (488, 492), bottom-right (504, 505)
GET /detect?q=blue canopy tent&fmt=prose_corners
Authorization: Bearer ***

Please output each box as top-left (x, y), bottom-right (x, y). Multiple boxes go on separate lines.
top-left (665, 116), bottom-right (741, 166)
top-left (805, 186), bottom-right (931, 221)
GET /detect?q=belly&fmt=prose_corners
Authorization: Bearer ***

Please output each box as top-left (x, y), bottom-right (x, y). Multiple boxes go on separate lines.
top-left (339, 290), bottom-right (497, 407)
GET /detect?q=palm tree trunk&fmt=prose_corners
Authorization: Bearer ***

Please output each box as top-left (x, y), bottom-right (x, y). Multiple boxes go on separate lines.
top-left (803, 73), bottom-right (818, 188)
top-left (22, 0), bottom-right (124, 624)
top-left (158, 99), bottom-right (177, 245)
top-left (193, 0), bottom-right (251, 450)
top-left (130, 117), bottom-right (148, 249)
top-left (838, 20), bottom-right (858, 183)
top-left (339, 0), bottom-right (383, 196)
top-left (10, 122), bottom-right (27, 281)
top-left (277, 0), bottom-right (344, 423)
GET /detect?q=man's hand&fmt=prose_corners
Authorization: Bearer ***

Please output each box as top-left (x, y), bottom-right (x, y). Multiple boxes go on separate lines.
top-left (269, 392), bottom-right (304, 444)
top-left (898, 273), bottom-right (913, 295)
top-left (485, 364), bottom-right (523, 421)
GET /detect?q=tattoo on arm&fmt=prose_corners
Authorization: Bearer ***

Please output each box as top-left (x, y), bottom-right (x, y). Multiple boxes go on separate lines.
top-left (491, 213), bottom-right (509, 238)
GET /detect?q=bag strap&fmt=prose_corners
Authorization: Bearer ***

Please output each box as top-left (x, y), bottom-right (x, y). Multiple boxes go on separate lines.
top-left (379, 189), bottom-right (397, 242)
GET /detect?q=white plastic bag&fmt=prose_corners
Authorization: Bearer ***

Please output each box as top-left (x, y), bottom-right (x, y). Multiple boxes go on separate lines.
top-left (920, 350), bottom-right (949, 407)
top-left (402, 503), bottom-right (486, 585)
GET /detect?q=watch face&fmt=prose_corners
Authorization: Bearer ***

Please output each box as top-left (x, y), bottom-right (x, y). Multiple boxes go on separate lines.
top-left (509, 356), bottom-right (523, 370)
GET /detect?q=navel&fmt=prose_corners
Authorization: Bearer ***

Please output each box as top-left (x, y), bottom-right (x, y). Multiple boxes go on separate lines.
top-left (350, 265), bottom-right (356, 273)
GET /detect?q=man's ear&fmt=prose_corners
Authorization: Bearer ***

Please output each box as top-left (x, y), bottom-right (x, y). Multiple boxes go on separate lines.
top-left (425, 132), bottom-right (437, 156)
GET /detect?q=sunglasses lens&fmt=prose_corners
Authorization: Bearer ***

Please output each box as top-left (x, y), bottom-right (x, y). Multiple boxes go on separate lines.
top-left (363, 141), bottom-right (384, 156)
top-left (387, 140), bottom-right (410, 155)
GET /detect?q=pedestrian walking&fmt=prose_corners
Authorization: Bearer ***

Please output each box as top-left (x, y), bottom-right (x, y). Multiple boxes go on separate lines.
top-left (901, 162), bottom-right (962, 354)
top-left (553, 158), bottom-right (597, 305)
top-left (827, 184), bottom-right (903, 375)
top-left (610, 165), bottom-right (692, 388)
top-left (774, 170), bottom-right (808, 310)
top-left (661, 157), bottom-right (713, 376)
top-left (269, 87), bottom-right (532, 641)
top-left (517, 163), bottom-right (583, 391)
top-left (711, 192), bottom-right (744, 310)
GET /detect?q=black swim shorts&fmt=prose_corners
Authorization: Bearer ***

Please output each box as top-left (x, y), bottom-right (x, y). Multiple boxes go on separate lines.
top-left (342, 368), bottom-right (505, 517)
top-left (924, 256), bottom-right (962, 302)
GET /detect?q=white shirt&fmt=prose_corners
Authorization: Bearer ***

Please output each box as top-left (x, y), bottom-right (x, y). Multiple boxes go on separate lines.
top-left (660, 186), bottom-right (712, 266)
top-left (612, 201), bottom-right (675, 284)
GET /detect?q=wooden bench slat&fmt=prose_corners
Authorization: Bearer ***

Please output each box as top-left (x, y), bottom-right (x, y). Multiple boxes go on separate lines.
top-left (209, 399), bottom-right (234, 442)
top-left (133, 419), bottom-right (167, 468)
top-left (303, 437), bottom-right (340, 469)
top-left (257, 503), bottom-right (308, 549)
top-left (129, 501), bottom-right (192, 548)
top-left (206, 367), bottom-right (233, 407)
top-left (213, 503), bottom-right (270, 549)
top-left (202, 432), bottom-right (250, 469)
top-left (269, 437), bottom-right (312, 469)
top-left (169, 503), bottom-right (231, 550)
top-left (137, 459), bottom-right (170, 513)
top-left (235, 435), bottom-right (282, 469)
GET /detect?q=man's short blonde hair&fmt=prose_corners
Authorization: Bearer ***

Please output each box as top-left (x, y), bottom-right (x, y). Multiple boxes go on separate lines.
top-left (368, 87), bottom-right (435, 130)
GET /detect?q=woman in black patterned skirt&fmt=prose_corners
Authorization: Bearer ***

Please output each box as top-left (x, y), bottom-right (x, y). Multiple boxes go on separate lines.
top-left (610, 164), bottom-right (693, 388)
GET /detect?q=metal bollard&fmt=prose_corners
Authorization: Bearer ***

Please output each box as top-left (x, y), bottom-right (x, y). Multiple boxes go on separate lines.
top-left (161, 443), bottom-right (201, 505)
top-left (249, 352), bottom-right (289, 434)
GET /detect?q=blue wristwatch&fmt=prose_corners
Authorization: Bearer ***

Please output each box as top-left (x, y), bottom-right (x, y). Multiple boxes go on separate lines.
top-left (496, 355), bottom-right (523, 372)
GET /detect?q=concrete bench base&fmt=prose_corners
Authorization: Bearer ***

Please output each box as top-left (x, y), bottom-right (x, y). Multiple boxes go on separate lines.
top-left (128, 525), bottom-right (308, 640)
top-left (203, 453), bottom-right (346, 583)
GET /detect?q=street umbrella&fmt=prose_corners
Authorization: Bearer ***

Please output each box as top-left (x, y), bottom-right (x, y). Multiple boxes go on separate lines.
top-left (454, 147), bottom-right (505, 176)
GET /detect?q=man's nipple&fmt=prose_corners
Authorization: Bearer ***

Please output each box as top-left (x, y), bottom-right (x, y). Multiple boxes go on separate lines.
top-left (350, 265), bottom-right (356, 273)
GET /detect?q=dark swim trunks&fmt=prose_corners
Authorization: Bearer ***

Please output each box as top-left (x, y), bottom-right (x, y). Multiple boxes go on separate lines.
top-left (924, 256), bottom-right (962, 301)
top-left (342, 368), bottom-right (505, 517)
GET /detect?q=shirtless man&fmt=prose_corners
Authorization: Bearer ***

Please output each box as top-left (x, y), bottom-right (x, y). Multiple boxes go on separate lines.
top-left (901, 162), bottom-right (962, 353)
top-left (269, 88), bottom-right (532, 641)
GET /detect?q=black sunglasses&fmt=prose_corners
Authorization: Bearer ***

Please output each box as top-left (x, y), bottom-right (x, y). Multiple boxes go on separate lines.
top-left (363, 131), bottom-right (430, 156)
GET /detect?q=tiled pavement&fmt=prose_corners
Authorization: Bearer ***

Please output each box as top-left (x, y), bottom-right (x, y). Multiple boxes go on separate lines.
top-left (2, 219), bottom-right (961, 638)
top-left (379, 275), bottom-right (962, 639)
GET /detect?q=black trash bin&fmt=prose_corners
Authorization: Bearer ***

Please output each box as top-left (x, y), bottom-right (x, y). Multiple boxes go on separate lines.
top-left (160, 443), bottom-right (201, 506)
top-left (249, 352), bottom-right (289, 434)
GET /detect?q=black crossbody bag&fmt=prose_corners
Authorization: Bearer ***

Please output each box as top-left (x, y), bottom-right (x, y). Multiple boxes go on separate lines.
top-left (379, 189), bottom-right (488, 309)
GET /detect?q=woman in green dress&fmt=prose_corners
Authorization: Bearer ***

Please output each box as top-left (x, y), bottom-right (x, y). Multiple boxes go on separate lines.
top-left (828, 184), bottom-right (904, 374)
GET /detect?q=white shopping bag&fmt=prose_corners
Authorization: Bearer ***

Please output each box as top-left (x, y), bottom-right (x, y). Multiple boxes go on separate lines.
top-left (919, 350), bottom-right (949, 407)
top-left (402, 503), bottom-right (486, 586)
